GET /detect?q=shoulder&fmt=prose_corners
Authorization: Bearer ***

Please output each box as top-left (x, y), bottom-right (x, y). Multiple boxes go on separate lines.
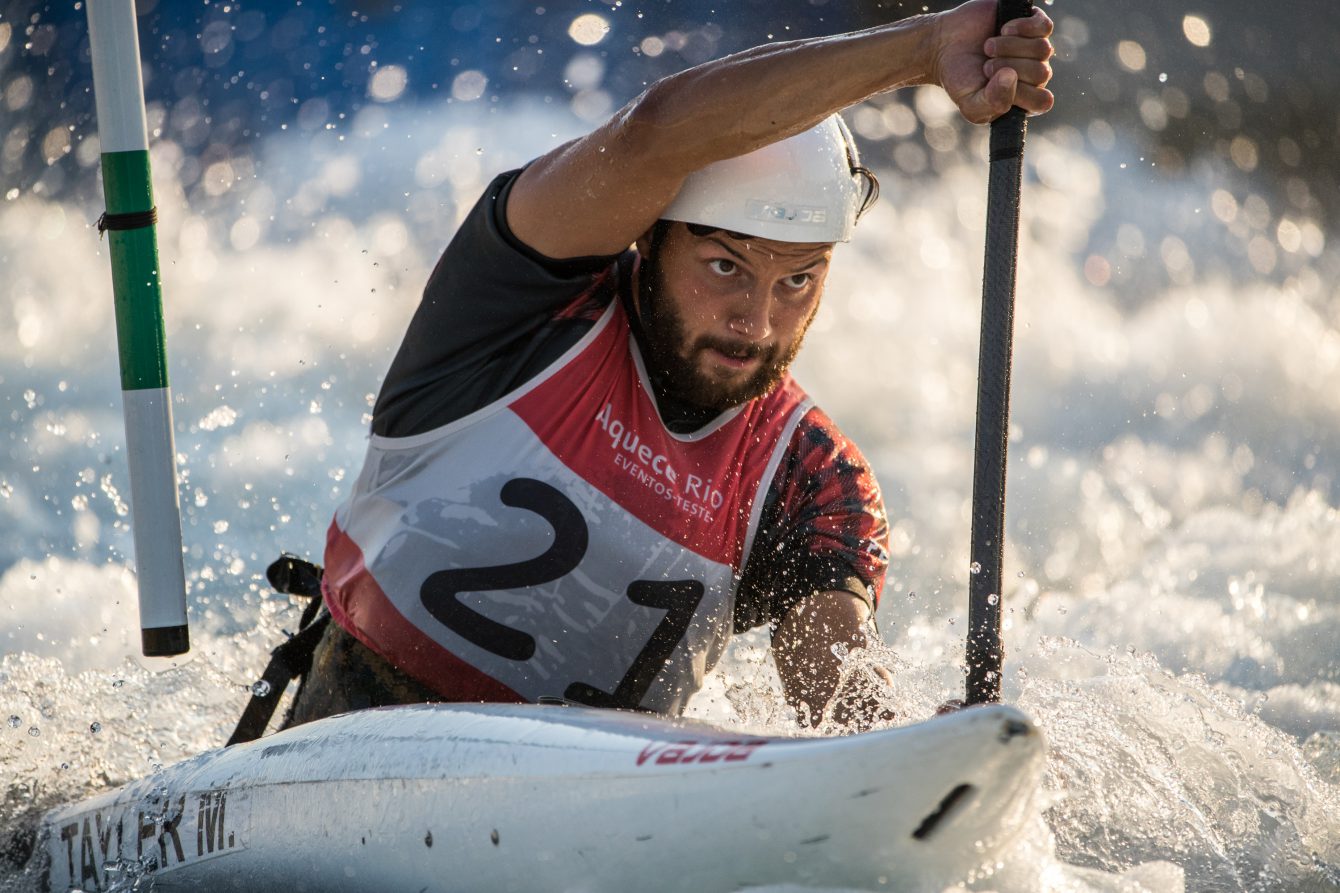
top-left (779, 403), bottom-right (882, 509)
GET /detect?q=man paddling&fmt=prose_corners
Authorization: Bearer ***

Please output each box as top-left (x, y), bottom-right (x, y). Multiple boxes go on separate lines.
top-left (286, 0), bottom-right (1054, 729)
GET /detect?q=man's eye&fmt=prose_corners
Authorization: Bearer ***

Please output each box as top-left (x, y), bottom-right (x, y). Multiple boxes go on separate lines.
top-left (707, 259), bottom-right (737, 276)
top-left (783, 273), bottom-right (812, 290)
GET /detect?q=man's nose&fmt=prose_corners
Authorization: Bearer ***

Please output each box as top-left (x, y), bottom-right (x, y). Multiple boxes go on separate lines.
top-left (727, 290), bottom-right (771, 340)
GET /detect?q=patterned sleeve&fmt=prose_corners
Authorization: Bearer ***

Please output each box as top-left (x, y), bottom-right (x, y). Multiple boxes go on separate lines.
top-left (733, 407), bottom-right (890, 634)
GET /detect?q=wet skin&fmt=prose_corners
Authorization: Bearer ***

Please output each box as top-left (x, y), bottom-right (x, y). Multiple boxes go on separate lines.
top-left (633, 223), bottom-right (834, 410)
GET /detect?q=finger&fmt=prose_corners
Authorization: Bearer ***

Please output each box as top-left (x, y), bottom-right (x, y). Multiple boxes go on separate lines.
top-left (985, 35), bottom-right (1054, 61)
top-left (1014, 83), bottom-right (1055, 116)
top-left (983, 67), bottom-right (1019, 116)
top-left (984, 58), bottom-right (1053, 88)
top-left (1001, 7), bottom-right (1054, 38)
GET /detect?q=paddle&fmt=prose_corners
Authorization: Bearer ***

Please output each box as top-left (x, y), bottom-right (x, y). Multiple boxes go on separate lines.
top-left (965, 0), bottom-right (1033, 706)
top-left (86, 0), bottom-right (190, 656)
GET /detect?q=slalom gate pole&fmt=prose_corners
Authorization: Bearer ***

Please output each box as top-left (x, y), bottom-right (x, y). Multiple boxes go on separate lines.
top-left (86, 0), bottom-right (190, 656)
top-left (965, 0), bottom-right (1033, 705)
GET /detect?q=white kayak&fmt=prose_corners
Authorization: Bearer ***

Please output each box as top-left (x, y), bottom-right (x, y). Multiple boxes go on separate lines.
top-left (40, 702), bottom-right (1044, 892)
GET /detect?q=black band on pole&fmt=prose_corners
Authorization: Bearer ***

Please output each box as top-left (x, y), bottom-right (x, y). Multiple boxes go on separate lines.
top-left (96, 206), bottom-right (158, 236)
top-left (966, 0), bottom-right (1033, 707)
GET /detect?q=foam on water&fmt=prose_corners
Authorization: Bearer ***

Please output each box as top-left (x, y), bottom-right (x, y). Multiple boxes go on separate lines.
top-left (2, 98), bottom-right (1338, 891)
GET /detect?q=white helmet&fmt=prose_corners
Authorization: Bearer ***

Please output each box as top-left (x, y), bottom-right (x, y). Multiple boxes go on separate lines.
top-left (660, 114), bottom-right (876, 244)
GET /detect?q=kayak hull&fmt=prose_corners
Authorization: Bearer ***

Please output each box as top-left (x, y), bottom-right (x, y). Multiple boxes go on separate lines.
top-left (40, 702), bottom-right (1044, 892)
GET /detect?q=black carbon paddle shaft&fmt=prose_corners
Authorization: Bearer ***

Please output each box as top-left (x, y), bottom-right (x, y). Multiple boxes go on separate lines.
top-left (966, 0), bottom-right (1033, 706)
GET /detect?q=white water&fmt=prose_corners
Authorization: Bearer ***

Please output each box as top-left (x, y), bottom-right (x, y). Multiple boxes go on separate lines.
top-left (2, 95), bottom-right (1338, 891)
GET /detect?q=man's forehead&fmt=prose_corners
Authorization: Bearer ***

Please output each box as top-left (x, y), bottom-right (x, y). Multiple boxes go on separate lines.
top-left (698, 229), bottom-right (834, 263)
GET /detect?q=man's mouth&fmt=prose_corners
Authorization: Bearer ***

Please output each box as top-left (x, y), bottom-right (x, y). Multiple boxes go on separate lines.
top-left (701, 341), bottom-right (765, 371)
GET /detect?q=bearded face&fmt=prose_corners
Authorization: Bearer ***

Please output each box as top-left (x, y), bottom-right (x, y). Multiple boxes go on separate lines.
top-left (635, 223), bottom-right (831, 413)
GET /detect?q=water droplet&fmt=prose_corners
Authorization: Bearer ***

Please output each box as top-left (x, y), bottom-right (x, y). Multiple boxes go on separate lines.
top-left (111, 679), bottom-right (125, 688)
top-left (251, 679), bottom-right (272, 698)
top-left (987, 594), bottom-right (999, 606)
top-left (27, 726), bottom-right (40, 737)
top-left (969, 561), bottom-right (982, 575)
top-left (90, 721), bottom-right (102, 734)
top-left (830, 642), bottom-right (849, 661)
top-left (6, 715), bottom-right (20, 729)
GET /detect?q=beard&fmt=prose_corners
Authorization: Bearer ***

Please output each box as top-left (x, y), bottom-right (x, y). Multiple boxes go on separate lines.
top-left (636, 253), bottom-right (814, 413)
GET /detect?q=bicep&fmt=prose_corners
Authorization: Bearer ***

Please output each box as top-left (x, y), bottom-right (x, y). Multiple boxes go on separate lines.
top-left (504, 94), bottom-right (693, 260)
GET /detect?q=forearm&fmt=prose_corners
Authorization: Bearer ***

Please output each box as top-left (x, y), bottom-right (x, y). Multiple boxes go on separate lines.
top-left (633, 16), bottom-right (939, 173)
top-left (773, 590), bottom-right (882, 728)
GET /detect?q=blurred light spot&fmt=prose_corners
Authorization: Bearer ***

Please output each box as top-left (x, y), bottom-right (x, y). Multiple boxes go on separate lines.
top-left (1203, 72), bottom-right (1230, 103)
top-left (4, 75), bottom-right (32, 112)
top-left (38, 205), bottom-right (66, 241)
top-left (1247, 236), bottom-right (1276, 274)
top-left (1138, 97), bottom-right (1167, 131)
top-left (1154, 392), bottom-right (1176, 419)
top-left (203, 160), bottom-right (234, 196)
top-left (571, 89), bottom-right (613, 122)
top-left (851, 106), bottom-right (889, 140)
top-left (200, 20), bottom-right (233, 55)
top-left (913, 86), bottom-right (957, 127)
top-left (568, 13), bottom-right (610, 46)
top-left (1276, 218), bottom-right (1302, 254)
top-left (0, 23), bottom-right (10, 53)
top-left (1182, 15), bottom-right (1211, 47)
top-left (1162, 87), bottom-right (1190, 118)
top-left (564, 53), bottom-right (605, 91)
top-left (924, 124), bottom-right (958, 153)
top-left (1184, 297), bottom-right (1209, 330)
top-left (1086, 120), bottom-right (1115, 151)
top-left (368, 65), bottom-right (408, 103)
top-left (1116, 40), bottom-right (1146, 72)
top-left (1277, 137), bottom-right (1301, 168)
top-left (1241, 194), bottom-right (1271, 230)
top-left (1210, 189), bottom-right (1237, 223)
top-left (1116, 224), bottom-right (1145, 257)
top-left (1243, 73), bottom-right (1268, 103)
top-left (1160, 236), bottom-right (1193, 284)
top-left (414, 150), bottom-right (448, 188)
top-left (452, 70), bottom-right (488, 102)
top-left (1184, 384), bottom-right (1214, 419)
top-left (1300, 221), bottom-right (1324, 256)
top-left (230, 216), bottom-right (261, 251)
top-left (320, 156), bottom-right (360, 196)
top-left (1083, 255), bottom-right (1111, 286)
top-left (640, 36), bottom-right (665, 57)
top-left (371, 215), bottom-right (410, 256)
top-left (75, 134), bottom-right (100, 168)
top-left (17, 310), bottom-right (43, 348)
top-left (42, 127), bottom-right (71, 165)
top-left (297, 97), bottom-right (330, 130)
top-left (882, 102), bottom-right (918, 138)
top-left (893, 142), bottom-right (927, 174)
top-left (919, 236), bottom-right (949, 270)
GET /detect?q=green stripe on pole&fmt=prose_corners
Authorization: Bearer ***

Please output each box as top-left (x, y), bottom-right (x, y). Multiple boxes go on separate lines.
top-left (101, 149), bottom-right (169, 391)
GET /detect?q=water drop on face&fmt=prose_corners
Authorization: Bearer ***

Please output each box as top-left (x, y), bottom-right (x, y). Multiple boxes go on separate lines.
top-left (987, 594), bottom-right (1000, 606)
top-left (969, 562), bottom-right (982, 575)
top-left (111, 679), bottom-right (125, 689)
top-left (27, 726), bottom-right (40, 737)
top-left (251, 679), bottom-right (272, 698)
top-left (90, 722), bottom-right (102, 734)
top-left (7, 715), bottom-right (19, 729)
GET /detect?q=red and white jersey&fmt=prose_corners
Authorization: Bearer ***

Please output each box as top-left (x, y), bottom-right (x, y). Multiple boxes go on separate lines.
top-left (323, 298), bottom-right (813, 714)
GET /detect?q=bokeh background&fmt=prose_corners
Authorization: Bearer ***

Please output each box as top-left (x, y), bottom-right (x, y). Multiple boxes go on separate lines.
top-left (3, 2), bottom-right (1340, 890)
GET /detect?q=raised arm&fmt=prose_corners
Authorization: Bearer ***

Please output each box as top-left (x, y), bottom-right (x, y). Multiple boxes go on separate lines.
top-left (507, 0), bottom-right (1054, 260)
